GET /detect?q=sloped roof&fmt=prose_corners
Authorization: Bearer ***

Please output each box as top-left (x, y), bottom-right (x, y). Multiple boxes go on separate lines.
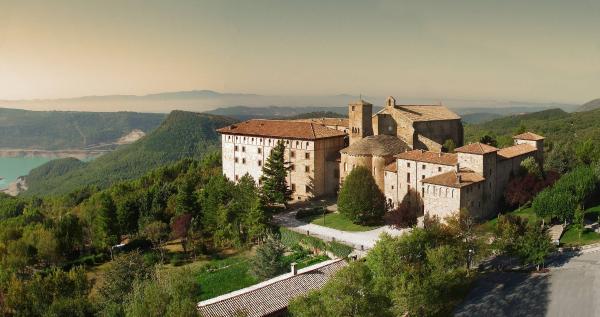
top-left (376, 104), bottom-right (461, 122)
top-left (340, 135), bottom-right (410, 157)
top-left (384, 162), bottom-right (397, 172)
top-left (454, 143), bottom-right (499, 155)
top-left (292, 118), bottom-right (349, 128)
top-left (513, 132), bottom-right (545, 141)
top-left (395, 150), bottom-right (458, 166)
top-left (497, 144), bottom-right (538, 160)
top-left (217, 119), bottom-right (346, 140)
top-left (197, 259), bottom-right (347, 317)
top-left (421, 168), bottom-right (485, 188)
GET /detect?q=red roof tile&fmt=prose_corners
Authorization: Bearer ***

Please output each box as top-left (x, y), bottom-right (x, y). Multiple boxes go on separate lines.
top-left (421, 168), bottom-right (485, 188)
top-left (454, 143), bottom-right (498, 155)
top-left (395, 150), bottom-right (458, 166)
top-left (497, 144), bottom-right (537, 160)
top-left (513, 132), bottom-right (545, 141)
top-left (217, 119), bottom-right (346, 140)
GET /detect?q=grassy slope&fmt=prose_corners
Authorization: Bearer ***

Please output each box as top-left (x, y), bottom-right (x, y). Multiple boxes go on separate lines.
top-left (0, 107), bottom-right (165, 150)
top-left (24, 111), bottom-right (236, 195)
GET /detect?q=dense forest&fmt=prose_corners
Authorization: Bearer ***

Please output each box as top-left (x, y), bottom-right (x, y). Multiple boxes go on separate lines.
top-left (0, 108), bottom-right (165, 150)
top-left (24, 111), bottom-right (236, 196)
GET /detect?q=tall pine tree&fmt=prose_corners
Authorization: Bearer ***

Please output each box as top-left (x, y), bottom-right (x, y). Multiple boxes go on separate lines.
top-left (260, 140), bottom-right (292, 205)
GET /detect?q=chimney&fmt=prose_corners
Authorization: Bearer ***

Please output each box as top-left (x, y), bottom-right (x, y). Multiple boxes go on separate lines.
top-left (291, 262), bottom-right (298, 276)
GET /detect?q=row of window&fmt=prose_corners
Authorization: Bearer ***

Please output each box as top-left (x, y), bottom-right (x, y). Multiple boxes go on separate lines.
top-left (231, 175), bottom-right (310, 194)
top-left (227, 135), bottom-right (312, 148)
top-left (233, 158), bottom-right (312, 172)
top-left (233, 146), bottom-right (311, 159)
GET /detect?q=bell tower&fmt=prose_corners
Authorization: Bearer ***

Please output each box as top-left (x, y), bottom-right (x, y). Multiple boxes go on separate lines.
top-left (348, 99), bottom-right (373, 145)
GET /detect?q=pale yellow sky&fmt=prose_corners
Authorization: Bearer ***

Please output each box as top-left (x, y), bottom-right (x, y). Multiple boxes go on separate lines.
top-left (0, 0), bottom-right (599, 104)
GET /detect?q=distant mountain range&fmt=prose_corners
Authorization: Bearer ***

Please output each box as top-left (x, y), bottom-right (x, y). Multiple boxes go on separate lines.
top-left (577, 98), bottom-right (600, 112)
top-left (0, 90), bottom-right (579, 114)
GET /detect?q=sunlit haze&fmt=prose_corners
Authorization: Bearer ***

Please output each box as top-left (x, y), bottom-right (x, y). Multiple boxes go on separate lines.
top-left (1, 0), bottom-right (599, 108)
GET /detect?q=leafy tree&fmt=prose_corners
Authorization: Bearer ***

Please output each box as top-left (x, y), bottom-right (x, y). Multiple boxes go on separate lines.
top-left (338, 166), bottom-right (386, 225)
top-left (517, 222), bottom-right (555, 270)
top-left (259, 140), bottom-right (292, 205)
top-left (251, 235), bottom-right (286, 279)
top-left (143, 221), bottom-right (170, 263)
top-left (479, 134), bottom-right (498, 147)
top-left (442, 139), bottom-right (456, 153)
top-left (171, 213), bottom-right (192, 253)
top-left (124, 268), bottom-right (199, 317)
top-left (520, 157), bottom-right (542, 178)
top-left (575, 139), bottom-right (598, 165)
top-left (573, 205), bottom-right (585, 240)
top-left (4, 266), bottom-right (92, 317)
top-left (81, 192), bottom-right (119, 253)
top-left (288, 290), bottom-right (327, 317)
top-left (493, 214), bottom-right (529, 256)
top-left (504, 171), bottom-right (559, 208)
top-left (289, 262), bottom-right (391, 317)
top-left (54, 213), bottom-right (84, 256)
top-left (97, 251), bottom-right (154, 316)
top-left (174, 178), bottom-right (198, 216)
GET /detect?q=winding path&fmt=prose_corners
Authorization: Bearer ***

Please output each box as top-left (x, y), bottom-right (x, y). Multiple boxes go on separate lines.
top-left (273, 209), bottom-right (408, 251)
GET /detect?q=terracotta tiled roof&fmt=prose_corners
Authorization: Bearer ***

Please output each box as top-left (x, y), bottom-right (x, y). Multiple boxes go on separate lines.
top-left (384, 162), bottom-right (397, 172)
top-left (217, 119), bottom-right (346, 140)
top-left (376, 104), bottom-right (461, 122)
top-left (497, 144), bottom-right (538, 160)
top-left (197, 259), bottom-right (348, 317)
top-left (395, 150), bottom-right (458, 166)
top-left (421, 168), bottom-right (485, 188)
top-left (340, 135), bottom-right (410, 156)
top-left (292, 118), bottom-right (349, 128)
top-left (513, 132), bottom-right (545, 141)
top-left (454, 143), bottom-right (499, 155)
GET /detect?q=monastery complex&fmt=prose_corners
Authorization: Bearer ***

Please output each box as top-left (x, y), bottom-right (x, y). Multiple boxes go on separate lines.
top-left (217, 97), bottom-right (544, 221)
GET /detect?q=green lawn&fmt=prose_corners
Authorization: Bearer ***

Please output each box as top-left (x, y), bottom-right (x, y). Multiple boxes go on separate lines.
top-left (304, 212), bottom-right (378, 232)
top-left (196, 254), bottom-right (258, 301)
top-left (560, 226), bottom-right (600, 246)
top-left (195, 251), bottom-right (329, 300)
top-left (478, 206), bottom-right (546, 234)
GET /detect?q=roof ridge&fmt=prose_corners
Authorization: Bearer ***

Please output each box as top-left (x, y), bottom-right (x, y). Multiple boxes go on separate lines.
top-left (198, 259), bottom-right (344, 307)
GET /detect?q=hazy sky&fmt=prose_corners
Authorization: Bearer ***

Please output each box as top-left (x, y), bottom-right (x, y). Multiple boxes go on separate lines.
top-left (0, 0), bottom-right (599, 103)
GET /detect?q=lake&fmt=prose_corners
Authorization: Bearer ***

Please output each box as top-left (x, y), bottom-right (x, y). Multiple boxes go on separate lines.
top-left (0, 157), bottom-right (54, 189)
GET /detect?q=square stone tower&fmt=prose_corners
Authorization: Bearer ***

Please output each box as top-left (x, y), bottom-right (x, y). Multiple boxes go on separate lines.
top-left (348, 99), bottom-right (373, 145)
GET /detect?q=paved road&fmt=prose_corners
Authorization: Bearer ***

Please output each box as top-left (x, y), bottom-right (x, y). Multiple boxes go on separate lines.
top-left (455, 250), bottom-right (600, 317)
top-left (273, 210), bottom-right (407, 250)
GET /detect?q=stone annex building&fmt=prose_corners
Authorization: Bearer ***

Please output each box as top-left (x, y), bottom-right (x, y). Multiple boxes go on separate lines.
top-left (217, 97), bottom-right (544, 220)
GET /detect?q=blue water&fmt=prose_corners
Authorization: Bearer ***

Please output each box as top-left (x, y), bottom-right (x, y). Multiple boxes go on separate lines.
top-left (0, 157), bottom-right (54, 189)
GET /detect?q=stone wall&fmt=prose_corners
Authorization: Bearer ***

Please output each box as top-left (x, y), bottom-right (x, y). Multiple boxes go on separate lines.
top-left (423, 184), bottom-right (461, 220)
top-left (413, 119), bottom-right (463, 151)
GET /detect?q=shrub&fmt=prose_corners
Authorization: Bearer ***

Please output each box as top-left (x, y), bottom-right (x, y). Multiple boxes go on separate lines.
top-left (170, 253), bottom-right (186, 267)
top-left (296, 207), bottom-right (327, 219)
top-left (337, 166), bottom-right (386, 225)
top-left (327, 241), bottom-right (353, 258)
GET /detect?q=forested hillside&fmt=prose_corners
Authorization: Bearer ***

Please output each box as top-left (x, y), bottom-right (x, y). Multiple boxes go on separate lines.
top-left (0, 108), bottom-right (166, 150)
top-left (24, 111), bottom-right (236, 195)
top-left (465, 108), bottom-right (600, 172)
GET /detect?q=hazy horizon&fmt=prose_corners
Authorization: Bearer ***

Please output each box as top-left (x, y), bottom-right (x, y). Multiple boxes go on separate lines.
top-left (1, 0), bottom-right (599, 109)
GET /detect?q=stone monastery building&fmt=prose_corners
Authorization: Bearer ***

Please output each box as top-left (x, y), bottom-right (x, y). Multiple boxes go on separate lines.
top-left (218, 97), bottom-right (544, 220)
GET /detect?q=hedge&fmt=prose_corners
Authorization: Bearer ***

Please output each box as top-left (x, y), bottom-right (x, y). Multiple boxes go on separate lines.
top-left (279, 227), bottom-right (353, 258)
